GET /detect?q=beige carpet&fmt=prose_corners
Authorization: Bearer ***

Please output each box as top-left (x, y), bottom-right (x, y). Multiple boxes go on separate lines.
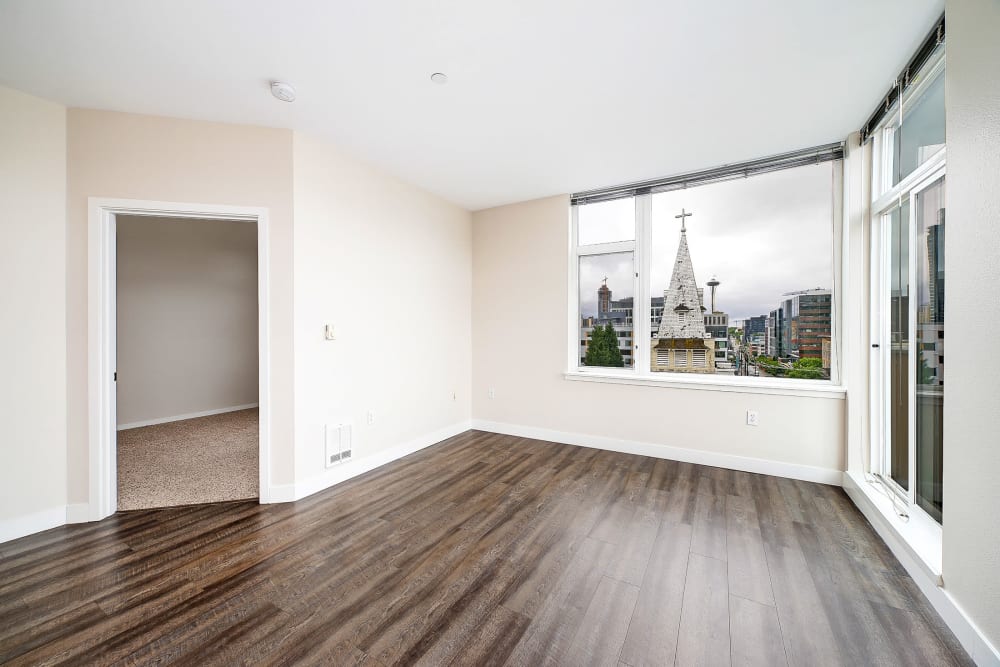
top-left (117, 408), bottom-right (259, 511)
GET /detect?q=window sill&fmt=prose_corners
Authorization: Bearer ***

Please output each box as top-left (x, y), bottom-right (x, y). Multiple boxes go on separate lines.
top-left (563, 369), bottom-right (847, 399)
top-left (843, 470), bottom-right (943, 582)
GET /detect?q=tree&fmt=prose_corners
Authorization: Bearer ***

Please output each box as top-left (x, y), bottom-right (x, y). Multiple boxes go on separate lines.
top-left (754, 355), bottom-right (788, 377)
top-left (788, 356), bottom-right (825, 379)
top-left (585, 324), bottom-right (625, 367)
top-left (604, 325), bottom-right (625, 367)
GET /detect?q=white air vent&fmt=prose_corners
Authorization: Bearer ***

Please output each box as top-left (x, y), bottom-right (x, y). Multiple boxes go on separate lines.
top-left (325, 423), bottom-right (353, 468)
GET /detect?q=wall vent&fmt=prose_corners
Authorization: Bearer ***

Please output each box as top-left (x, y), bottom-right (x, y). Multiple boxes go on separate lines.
top-left (325, 423), bottom-right (353, 468)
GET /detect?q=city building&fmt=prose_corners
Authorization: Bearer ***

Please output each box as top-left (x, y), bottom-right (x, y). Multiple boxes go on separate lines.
top-left (766, 308), bottom-right (784, 357)
top-left (786, 288), bottom-right (832, 362)
top-left (920, 211), bottom-right (946, 387)
top-left (745, 315), bottom-right (767, 338)
top-left (580, 280), bottom-right (634, 367)
top-left (705, 311), bottom-right (735, 374)
top-left (703, 277), bottom-right (734, 373)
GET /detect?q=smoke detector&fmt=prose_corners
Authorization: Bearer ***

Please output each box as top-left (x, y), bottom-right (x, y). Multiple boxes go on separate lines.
top-left (430, 72), bottom-right (448, 85)
top-left (270, 81), bottom-right (296, 103)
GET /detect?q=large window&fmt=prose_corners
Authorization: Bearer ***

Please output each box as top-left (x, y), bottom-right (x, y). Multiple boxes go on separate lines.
top-left (869, 46), bottom-right (945, 525)
top-left (571, 152), bottom-right (839, 385)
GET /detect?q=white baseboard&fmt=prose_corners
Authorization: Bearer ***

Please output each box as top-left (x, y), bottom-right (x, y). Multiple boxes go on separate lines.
top-left (268, 420), bottom-right (473, 504)
top-left (0, 506), bottom-right (66, 544)
top-left (265, 483), bottom-right (296, 504)
top-left (471, 419), bottom-right (843, 486)
top-left (66, 503), bottom-right (94, 524)
top-left (117, 403), bottom-right (259, 431)
top-left (844, 472), bottom-right (1000, 667)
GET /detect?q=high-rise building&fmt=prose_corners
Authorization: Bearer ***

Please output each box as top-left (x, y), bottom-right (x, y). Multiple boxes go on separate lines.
top-left (745, 315), bottom-right (767, 337)
top-left (597, 280), bottom-right (612, 318)
top-left (784, 288), bottom-right (832, 361)
top-left (918, 208), bottom-right (945, 386)
top-left (744, 314), bottom-right (767, 357)
top-left (927, 212), bottom-right (945, 323)
top-left (766, 308), bottom-right (784, 357)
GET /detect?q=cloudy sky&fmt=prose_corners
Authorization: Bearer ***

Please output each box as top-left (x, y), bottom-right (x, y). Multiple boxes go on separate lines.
top-left (579, 162), bottom-right (833, 322)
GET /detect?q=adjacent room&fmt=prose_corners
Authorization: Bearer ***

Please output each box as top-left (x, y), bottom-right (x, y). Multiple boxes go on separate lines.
top-left (115, 215), bottom-right (260, 510)
top-left (0, 1), bottom-right (997, 666)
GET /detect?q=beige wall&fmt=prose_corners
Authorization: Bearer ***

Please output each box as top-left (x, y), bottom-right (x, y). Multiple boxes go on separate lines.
top-left (291, 132), bottom-right (471, 483)
top-left (0, 86), bottom-right (67, 522)
top-left (943, 0), bottom-right (1000, 651)
top-left (472, 195), bottom-right (845, 473)
top-left (116, 216), bottom-right (258, 426)
top-left (67, 109), bottom-right (295, 496)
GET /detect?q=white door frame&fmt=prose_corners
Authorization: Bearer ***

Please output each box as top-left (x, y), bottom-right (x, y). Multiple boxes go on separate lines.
top-left (87, 197), bottom-right (272, 521)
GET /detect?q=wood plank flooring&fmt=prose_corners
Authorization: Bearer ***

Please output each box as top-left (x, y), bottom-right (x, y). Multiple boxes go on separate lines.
top-left (0, 430), bottom-right (972, 666)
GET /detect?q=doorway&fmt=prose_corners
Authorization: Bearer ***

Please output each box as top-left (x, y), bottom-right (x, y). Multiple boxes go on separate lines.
top-left (87, 198), bottom-right (271, 520)
top-left (115, 215), bottom-right (259, 510)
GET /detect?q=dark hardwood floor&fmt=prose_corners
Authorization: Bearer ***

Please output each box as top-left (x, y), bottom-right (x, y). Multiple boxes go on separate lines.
top-left (0, 431), bottom-right (972, 666)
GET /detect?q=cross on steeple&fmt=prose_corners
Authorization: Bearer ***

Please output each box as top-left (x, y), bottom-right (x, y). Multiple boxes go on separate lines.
top-left (602, 276), bottom-right (608, 286)
top-left (675, 208), bottom-right (693, 233)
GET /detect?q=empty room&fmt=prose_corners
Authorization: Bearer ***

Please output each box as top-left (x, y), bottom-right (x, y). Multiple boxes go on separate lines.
top-left (116, 214), bottom-right (260, 510)
top-left (0, 1), bottom-right (997, 666)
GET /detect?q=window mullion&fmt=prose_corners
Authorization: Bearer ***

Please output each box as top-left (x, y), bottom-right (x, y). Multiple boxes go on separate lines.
top-left (568, 205), bottom-right (580, 372)
top-left (907, 191), bottom-right (918, 507)
top-left (635, 194), bottom-right (652, 376)
top-left (576, 240), bottom-right (635, 256)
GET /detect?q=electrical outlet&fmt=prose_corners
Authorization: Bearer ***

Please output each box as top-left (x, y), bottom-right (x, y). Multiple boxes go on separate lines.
top-left (366, 410), bottom-right (376, 426)
top-left (746, 409), bottom-right (759, 427)
top-left (488, 387), bottom-right (496, 399)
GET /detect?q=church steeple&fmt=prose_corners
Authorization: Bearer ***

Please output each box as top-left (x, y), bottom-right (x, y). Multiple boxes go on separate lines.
top-left (656, 210), bottom-right (706, 339)
top-left (676, 208), bottom-right (692, 232)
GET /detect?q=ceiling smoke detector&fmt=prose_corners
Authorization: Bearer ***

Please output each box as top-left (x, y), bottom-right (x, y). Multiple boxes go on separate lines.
top-left (270, 81), bottom-right (296, 102)
top-left (430, 72), bottom-right (448, 85)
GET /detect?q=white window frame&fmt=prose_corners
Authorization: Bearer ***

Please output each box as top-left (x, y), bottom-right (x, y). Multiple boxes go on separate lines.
top-left (568, 197), bottom-right (643, 372)
top-left (566, 164), bottom-right (846, 400)
top-left (870, 157), bottom-right (946, 529)
top-left (871, 51), bottom-right (946, 203)
top-left (867, 48), bottom-right (946, 538)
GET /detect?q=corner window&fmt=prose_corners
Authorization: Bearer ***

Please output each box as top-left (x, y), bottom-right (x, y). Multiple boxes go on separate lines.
top-left (868, 46), bottom-right (946, 525)
top-left (570, 149), bottom-right (840, 385)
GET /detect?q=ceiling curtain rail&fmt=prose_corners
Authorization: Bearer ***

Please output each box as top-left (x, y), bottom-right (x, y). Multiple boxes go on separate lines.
top-left (860, 13), bottom-right (945, 143)
top-left (570, 142), bottom-right (844, 206)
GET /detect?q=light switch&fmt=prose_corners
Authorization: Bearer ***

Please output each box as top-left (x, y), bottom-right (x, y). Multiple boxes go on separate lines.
top-left (324, 324), bottom-right (336, 340)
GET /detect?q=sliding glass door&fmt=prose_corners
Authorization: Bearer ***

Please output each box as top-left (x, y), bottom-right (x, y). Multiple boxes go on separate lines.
top-left (873, 171), bottom-right (945, 524)
top-left (869, 44), bottom-right (945, 526)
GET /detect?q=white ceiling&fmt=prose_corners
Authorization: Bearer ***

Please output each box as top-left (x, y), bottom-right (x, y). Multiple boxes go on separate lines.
top-left (0, 0), bottom-right (943, 210)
